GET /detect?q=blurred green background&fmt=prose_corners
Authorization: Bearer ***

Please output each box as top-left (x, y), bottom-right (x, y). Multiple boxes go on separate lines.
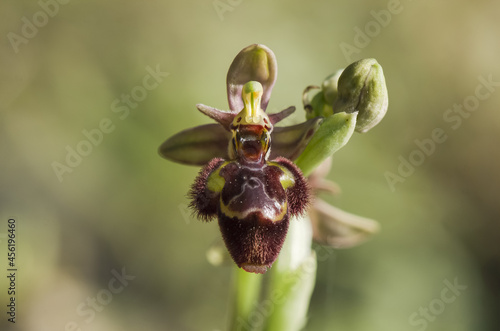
top-left (1, 0), bottom-right (499, 330)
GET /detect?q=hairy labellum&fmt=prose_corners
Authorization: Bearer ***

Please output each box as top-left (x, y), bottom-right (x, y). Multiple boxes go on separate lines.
top-left (190, 157), bottom-right (309, 274)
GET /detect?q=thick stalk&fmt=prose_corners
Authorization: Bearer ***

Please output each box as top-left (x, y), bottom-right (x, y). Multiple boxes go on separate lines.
top-left (230, 268), bottom-right (263, 330)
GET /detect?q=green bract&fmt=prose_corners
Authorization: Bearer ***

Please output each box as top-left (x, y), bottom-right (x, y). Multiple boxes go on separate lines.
top-left (295, 112), bottom-right (357, 177)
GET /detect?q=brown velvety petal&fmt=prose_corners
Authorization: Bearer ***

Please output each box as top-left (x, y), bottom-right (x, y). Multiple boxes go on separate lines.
top-left (270, 117), bottom-right (323, 161)
top-left (273, 157), bottom-right (311, 216)
top-left (227, 44), bottom-right (277, 112)
top-left (158, 124), bottom-right (230, 166)
top-left (188, 158), bottom-right (225, 222)
top-left (218, 211), bottom-right (289, 274)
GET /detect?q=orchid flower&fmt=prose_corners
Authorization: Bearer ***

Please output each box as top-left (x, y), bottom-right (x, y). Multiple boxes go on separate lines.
top-left (159, 44), bottom-right (388, 331)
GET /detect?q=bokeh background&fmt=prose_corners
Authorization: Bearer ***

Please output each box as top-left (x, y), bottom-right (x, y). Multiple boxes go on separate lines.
top-left (1, 0), bottom-right (499, 330)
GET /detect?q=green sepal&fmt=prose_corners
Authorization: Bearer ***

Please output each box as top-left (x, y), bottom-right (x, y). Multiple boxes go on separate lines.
top-left (271, 117), bottom-right (322, 161)
top-left (158, 123), bottom-right (230, 165)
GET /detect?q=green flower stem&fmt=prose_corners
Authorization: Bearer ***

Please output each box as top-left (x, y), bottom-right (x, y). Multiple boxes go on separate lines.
top-left (263, 217), bottom-right (317, 331)
top-left (231, 267), bottom-right (263, 330)
top-left (295, 112), bottom-right (357, 177)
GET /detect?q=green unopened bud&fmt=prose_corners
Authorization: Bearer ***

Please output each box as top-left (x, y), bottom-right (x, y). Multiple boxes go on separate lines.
top-left (333, 58), bottom-right (388, 133)
top-left (302, 86), bottom-right (333, 120)
top-left (311, 91), bottom-right (333, 119)
top-left (301, 69), bottom-right (343, 120)
top-left (321, 69), bottom-right (342, 105)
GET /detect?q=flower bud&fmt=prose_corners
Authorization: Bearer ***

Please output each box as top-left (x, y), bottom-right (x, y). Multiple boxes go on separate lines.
top-left (302, 86), bottom-right (333, 120)
top-left (321, 69), bottom-right (342, 105)
top-left (333, 59), bottom-right (388, 133)
top-left (301, 69), bottom-right (344, 120)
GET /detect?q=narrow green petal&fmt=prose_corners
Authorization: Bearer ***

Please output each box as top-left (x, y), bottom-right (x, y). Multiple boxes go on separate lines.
top-left (294, 112), bottom-right (357, 176)
top-left (158, 124), bottom-right (230, 165)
